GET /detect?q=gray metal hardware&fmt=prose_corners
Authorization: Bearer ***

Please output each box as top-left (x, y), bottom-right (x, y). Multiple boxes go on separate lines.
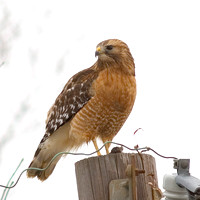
top-left (109, 179), bottom-right (130, 200)
top-left (174, 159), bottom-right (200, 200)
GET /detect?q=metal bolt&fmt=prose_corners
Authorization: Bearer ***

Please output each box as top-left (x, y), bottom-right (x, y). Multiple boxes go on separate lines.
top-left (135, 169), bottom-right (145, 176)
top-left (181, 160), bottom-right (189, 169)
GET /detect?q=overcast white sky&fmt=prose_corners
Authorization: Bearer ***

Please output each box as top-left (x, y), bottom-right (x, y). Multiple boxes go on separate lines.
top-left (0, 0), bottom-right (200, 199)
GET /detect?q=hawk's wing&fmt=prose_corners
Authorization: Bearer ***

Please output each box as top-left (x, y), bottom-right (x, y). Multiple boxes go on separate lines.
top-left (34, 66), bottom-right (98, 157)
top-left (46, 67), bottom-right (98, 134)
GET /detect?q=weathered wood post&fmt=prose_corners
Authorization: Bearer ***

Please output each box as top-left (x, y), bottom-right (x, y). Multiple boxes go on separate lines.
top-left (75, 153), bottom-right (159, 200)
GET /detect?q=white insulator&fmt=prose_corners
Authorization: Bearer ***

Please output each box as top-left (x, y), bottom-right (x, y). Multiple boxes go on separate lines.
top-left (162, 174), bottom-right (188, 200)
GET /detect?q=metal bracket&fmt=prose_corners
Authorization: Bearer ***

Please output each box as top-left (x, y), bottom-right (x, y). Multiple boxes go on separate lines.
top-left (174, 159), bottom-right (200, 200)
top-left (109, 154), bottom-right (162, 200)
top-left (109, 178), bottom-right (130, 200)
top-left (109, 153), bottom-right (145, 200)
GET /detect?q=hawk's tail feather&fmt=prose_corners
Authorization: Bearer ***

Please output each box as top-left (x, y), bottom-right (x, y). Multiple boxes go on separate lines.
top-left (27, 122), bottom-right (86, 181)
top-left (27, 153), bottom-right (62, 181)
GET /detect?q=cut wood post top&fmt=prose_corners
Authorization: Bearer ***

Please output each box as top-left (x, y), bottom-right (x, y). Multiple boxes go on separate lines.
top-left (75, 153), bottom-right (160, 200)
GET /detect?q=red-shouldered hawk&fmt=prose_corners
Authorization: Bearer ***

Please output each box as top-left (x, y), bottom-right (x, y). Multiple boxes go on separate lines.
top-left (27, 39), bottom-right (136, 181)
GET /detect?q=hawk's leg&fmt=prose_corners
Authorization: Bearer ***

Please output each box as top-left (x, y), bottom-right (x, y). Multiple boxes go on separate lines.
top-left (92, 139), bottom-right (101, 156)
top-left (102, 139), bottom-right (111, 154)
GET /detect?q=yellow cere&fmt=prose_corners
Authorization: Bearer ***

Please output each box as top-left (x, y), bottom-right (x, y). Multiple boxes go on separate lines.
top-left (96, 46), bottom-right (101, 52)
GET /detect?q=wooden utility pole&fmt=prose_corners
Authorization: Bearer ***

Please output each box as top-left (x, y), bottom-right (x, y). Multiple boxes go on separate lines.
top-left (75, 153), bottom-right (160, 200)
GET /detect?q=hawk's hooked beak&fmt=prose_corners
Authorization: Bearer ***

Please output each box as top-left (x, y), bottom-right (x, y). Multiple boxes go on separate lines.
top-left (95, 46), bottom-right (102, 57)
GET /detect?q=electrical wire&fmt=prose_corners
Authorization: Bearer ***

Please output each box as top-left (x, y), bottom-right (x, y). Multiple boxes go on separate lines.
top-left (1, 159), bottom-right (24, 200)
top-left (0, 141), bottom-right (177, 190)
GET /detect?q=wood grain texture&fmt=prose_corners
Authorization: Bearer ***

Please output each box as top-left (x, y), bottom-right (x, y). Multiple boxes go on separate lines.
top-left (75, 153), bottom-right (158, 200)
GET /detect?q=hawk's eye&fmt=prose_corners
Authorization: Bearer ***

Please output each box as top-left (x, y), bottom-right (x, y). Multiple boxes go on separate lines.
top-left (106, 45), bottom-right (113, 50)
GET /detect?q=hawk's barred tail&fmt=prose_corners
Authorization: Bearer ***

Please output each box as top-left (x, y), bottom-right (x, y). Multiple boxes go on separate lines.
top-left (27, 122), bottom-right (86, 181)
top-left (27, 153), bottom-right (62, 181)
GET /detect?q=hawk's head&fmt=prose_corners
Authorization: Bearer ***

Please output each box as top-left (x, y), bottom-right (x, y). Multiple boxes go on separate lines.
top-left (95, 39), bottom-right (133, 63)
top-left (95, 39), bottom-right (135, 74)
